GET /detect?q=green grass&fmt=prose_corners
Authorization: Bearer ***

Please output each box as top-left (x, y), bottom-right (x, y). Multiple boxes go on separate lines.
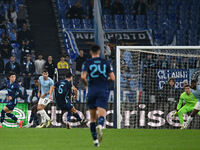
top-left (0, 128), bottom-right (199, 150)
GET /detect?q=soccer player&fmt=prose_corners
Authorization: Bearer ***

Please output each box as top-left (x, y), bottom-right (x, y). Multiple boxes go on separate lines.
top-left (49, 71), bottom-right (84, 129)
top-left (36, 70), bottom-right (54, 128)
top-left (0, 72), bottom-right (26, 128)
top-left (24, 77), bottom-right (40, 128)
top-left (81, 45), bottom-right (115, 147)
top-left (173, 84), bottom-right (200, 129)
top-left (184, 80), bottom-right (200, 129)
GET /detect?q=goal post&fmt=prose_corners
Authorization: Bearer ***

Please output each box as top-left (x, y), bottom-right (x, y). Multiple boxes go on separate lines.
top-left (115, 46), bottom-right (200, 129)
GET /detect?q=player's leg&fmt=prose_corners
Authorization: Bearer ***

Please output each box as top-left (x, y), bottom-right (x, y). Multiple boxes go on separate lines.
top-left (0, 107), bottom-right (7, 128)
top-left (96, 107), bottom-right (106, 142)
top-left (89, 108), bottom-right (99, 147)
top-left (184, 102), bottom-right (200, 129)
top-left (24, 105), bottom-right (38, 128)
top-left (177, 106), bottom-right (192, 129)
top-left (71, 107), bottom-right (82, 122)
top-left (36, 98), bottom-right (51, 128)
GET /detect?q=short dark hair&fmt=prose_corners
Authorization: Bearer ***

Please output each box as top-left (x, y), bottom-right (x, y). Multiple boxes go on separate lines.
top-left (168, 78), bottom-right (175, 83)
top-left (191, 80), bottom-right (197, 84)
top-left (65, 70), bottom-right (73, 78)
top-left (42, 69), bottom-right (48, 73)
top-left (90, 45), bottom-right (100, 54)
top-left (8, 71), bottom-right (16, 77)
top-left (34, 76), bottom-right (39, 80)
top-left (184, 84), bottom-right (190, 88)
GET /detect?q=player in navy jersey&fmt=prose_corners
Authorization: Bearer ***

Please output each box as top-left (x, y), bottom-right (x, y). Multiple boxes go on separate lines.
top-left (0, 72), bottom-right (27, 128)
top-left (81, 45), bottom-right (115, 147)
top-left (49, 71), bottom-right (85, 129)
top-left (24, 77), bottom-right (40, 128)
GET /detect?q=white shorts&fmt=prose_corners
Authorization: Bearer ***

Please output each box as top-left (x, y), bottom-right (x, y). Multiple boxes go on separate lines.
top-left (194, 101), bottom-right (200, 110)
top-left (38, 98), bottom-right (51, 106)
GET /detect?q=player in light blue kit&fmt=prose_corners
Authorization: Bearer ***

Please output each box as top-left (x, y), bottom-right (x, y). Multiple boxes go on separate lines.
top-left (36, 69), bottom-right (54, 128)
top-left (184, 80), bottom-right (200, 129)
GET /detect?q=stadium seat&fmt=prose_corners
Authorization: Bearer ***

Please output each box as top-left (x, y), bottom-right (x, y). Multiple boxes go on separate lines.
top-left (136, 15), bottom-right (146, 29)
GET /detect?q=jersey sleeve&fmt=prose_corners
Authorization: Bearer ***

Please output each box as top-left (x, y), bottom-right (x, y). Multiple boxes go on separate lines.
top-left (39, 76), bottom-right (42, 83)
top-left (82, 61), bottom-right (89, 72)
top-left (49, 78), bottom-right (54, 86)
top-left (177, 94), bottom-right (184, 110)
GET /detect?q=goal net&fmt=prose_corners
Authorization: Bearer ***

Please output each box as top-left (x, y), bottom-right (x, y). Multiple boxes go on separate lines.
top-left (115, 46), bottom-right (200, 129)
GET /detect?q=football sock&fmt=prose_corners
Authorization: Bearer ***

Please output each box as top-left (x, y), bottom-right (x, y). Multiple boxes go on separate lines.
top-left (73, 112), bottom-right (81, 121)
top-left (0, 110), bottom-right (6, 123)
top-left (97, 116), bottom-right (105, 127)
top-left (29, 112), bottom-right (34, 123)
top-left (43, 110), bottom-right (50, 121)
top-left (34, 114), bottom-right (39, 125)
top-left (37, 110), bottom-right (46, 123)
top-left (6, 113), bottom-right (18, 122)
top-left (67, 112), bottom-right (72, 122)
top-left (90, 122), bottom-right (97, 140)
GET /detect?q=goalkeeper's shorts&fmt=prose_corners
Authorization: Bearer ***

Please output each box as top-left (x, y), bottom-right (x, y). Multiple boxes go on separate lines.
top-left (194, 101), bottom-right (200, 110)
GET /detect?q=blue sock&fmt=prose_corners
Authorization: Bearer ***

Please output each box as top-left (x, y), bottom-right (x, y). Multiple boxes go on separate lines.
top-left (73, 112), bottom-right (81, 121)
top-left (29, 112), bottom-right (34, 123)
top-left (6, 113), bottom-right (18, 122)
top-left (0, 110), bottom-right (6, 123)
top-left (97, 116), bottom-right (105, 127)
top-left (33, 115), bottom-right (39, 125)
top-left (67, 112), bottom-right (71, 122)
top-left (90, 122), bottom-right (97, 140)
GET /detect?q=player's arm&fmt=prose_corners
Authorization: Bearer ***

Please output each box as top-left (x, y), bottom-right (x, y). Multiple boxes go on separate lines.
top-left (72, 86), bottom-right (78, 100)
top-left (37, 81), bottom-right (41, 98)
top-left (109, 72), bottom-right (115, 81)
top-left (81, 71), bottom-right (88, 89)
top-left (49, 85), bottom-right (55, 100)
top-left (177, 95), bottom-right (184, 111)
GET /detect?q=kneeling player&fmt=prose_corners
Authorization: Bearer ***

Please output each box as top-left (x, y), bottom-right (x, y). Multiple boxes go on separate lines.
top-left (173, 84), bottom-right (200, 129)
top-left (49, 71), bottom-right (84, 129)
top-left (0, 72), bottom-right (27, 128)
top-left (81, 45), bottom-right (115, 147)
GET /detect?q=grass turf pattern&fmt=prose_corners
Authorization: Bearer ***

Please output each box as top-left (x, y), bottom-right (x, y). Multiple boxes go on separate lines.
top-left (0, 129), bottom-right (199, 150)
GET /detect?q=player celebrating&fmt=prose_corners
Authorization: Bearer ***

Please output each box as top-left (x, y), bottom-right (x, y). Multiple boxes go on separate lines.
top-left (49, 71), bottom-right (84, 129)
top-left (0, 72), bottom-right (26, 128)
top-left (184, 80), bottom-right (200, 128)
top-left (81, 45), bottom-right (115, 147)
top-left (24, 77), bottom-right (40, 128)
top-left (173, 84), bottom-right (200, 129)
top-left (36, 70), bottom-right (54, 128)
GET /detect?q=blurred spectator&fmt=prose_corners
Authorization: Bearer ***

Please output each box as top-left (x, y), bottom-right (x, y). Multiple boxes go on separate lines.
top-left (74, 50), bottom-right (87, 87)
top-left (179, 57), bottom-right (189, 69)
top-left (17, 4), bottom-right (27, 27)
top-left (88, 0), bottom-right (94, 19)
top-left (132, 0), bottom-right (146, 16)
top-left (65, 54), bottom-right (72, 68)
top-left (104, 42), bottom-right (111, 60)
top-left (34, 53), bottom-right (46, 75)
top-left (0, 39), bottom-right (12, 59)
top-left (170, 57), bottom-right (179, 69)
top-left (0, 17), bottom-right (7, 31)
top-left (8, 27), bottom-right (17, 42)
top-left (146, 0), bottom-right (156, 11)
top-left (21, 54), bottom-right (35, 89)
top-left (57, 55), bottom-right (69, 69)
top-left (0, 53), bottom-right (4, 74)
top-left (17, 23), bottom-right (32, 43)
top-left (17, 78), bottom-right (28, 102)
top-left (195, 57), bottom-right (200, 68)
top-left (111, 0), bottom-right (124, 15)
top-left (66, 1), bottom-right (85, 19)
top-left (156, 55), bottom-right (169, 69)
top-left (120, 66), bottom-right (129, 88)
top-left (20, 39), bottom-right (32, 63)
top-left (5, 55), bottom-right (20, 75)
top-left (102, 0), bottom-right (111, 14)
top-left (44, 55), bottom-right (56, 79)
top-left (6, 5), bottom-right (17, 25)
top-left (160, 78), bottom-right (178, 103)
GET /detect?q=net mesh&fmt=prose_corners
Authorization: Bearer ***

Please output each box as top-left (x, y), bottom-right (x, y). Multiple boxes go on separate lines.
top-left (118, 48), bottom-right (200, 129)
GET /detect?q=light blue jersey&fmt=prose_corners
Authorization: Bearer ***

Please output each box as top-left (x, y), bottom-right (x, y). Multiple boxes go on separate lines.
top-left (191, 85), bottom-right (200, 102)
top-left (39, 76), bottom-right (54, 98)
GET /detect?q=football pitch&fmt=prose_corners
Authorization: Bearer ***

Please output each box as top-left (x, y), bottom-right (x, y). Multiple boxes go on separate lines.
top-left (0, 128), bottom-right (199, 150)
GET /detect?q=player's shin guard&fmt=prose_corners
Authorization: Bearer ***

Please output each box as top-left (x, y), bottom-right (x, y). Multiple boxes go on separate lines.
top-left (67, 112), bottom-right (71, 122)
top-left (97, 116), bottom-right (105, 127)
top-left (0, 110), bottom-right (6, 123)
top-left (73, 112), bottom-right (81, 121)
top-left (90, 122), bottom-right (97, 140)
top-left (6, 113), bottom-right (18, 121)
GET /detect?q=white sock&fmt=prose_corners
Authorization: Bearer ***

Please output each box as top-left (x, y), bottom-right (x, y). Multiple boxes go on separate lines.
top-left (43, 110), bottom-right (50, 121)
top-left (184, 116), bottom-right (193, 128)
top-left (17, 119), bottom-right (20, 123)
top-left (38, 110), bottom-right (47, 123)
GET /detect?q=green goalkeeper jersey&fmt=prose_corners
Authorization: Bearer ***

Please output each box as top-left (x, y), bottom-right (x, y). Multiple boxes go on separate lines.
top-left (177, 92), bottom-right (197, 110)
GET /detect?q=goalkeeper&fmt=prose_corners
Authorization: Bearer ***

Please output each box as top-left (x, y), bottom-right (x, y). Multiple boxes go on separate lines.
top-left (174, 84), bottom-right (200, 129)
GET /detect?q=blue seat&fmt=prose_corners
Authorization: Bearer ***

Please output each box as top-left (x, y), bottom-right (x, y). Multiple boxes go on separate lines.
top-left (136, 15), bottom-right (146, 29)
